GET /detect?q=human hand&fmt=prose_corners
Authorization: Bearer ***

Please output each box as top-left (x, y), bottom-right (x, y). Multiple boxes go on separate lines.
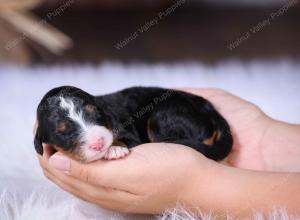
top-left (35, 88), bottom-right (300, 215)
top-left (180, 88), bottom-right (271, 170)
top-left (38, 143), bottom-right (216, 214)
top-left (181, 88), bottom-right (300, 172)
top-left (35, 87), bottom-right (269, 214)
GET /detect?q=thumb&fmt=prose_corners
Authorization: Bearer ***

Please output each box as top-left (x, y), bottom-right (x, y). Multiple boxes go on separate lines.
top-left (49, 153), bottom-right (95, 183)
top-left (48, 153), bottom-right (121, 185)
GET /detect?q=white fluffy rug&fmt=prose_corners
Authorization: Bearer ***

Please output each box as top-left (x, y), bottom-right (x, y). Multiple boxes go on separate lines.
top-left (0, 60), bottom-right (299, 220)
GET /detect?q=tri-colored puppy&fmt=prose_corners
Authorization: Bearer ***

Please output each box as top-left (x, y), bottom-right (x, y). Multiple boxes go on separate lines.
top-left (34, 86), bottom-right (233, 163)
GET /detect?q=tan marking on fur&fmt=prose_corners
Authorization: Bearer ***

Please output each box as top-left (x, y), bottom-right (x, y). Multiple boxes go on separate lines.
top-left (203, 130), bottom-right (221, 145)
top-left (216, 130), bottom-right (221, 141)
top-left (84, 104), bottom-right (95, 113)
top-left (147, 120), bottom-right (155, 142)
top-left (56, 122), bottom-right (66, 132)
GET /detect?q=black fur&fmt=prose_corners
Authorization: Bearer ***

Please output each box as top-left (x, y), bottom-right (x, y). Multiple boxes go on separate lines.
top-left (35, 86), bottom-right (233, 161)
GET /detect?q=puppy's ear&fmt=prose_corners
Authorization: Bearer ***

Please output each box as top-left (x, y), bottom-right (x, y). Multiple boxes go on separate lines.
top-left (34, 129), bottom-right (43, 155)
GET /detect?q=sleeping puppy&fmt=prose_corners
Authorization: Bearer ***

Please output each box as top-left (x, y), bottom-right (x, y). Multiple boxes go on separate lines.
top-left (34, 86), bottom-right (233, 163)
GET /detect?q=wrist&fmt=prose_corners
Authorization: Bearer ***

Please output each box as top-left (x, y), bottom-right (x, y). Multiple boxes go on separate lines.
top-left (178, 157), bottom-right (225, 214)
top-left (179, 159), bottom-right (252, 217)
top-left (262, 119), bottom-right (300, 172)
top-left (178, 157), bottom-right (300, 217)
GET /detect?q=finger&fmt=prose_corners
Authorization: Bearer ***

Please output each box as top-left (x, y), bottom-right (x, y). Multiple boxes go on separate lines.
top-left (44, 166), bottom-right (147, 214)
top-left (40, 155), bottom-right (115, 201)
top-left (44, 169), bottom-right (126, 212)
top-left (176, 88), bottom-right (228, 100)
top-left (44, 167), bottom-right (138, 205)
top-left (45, 167), bottom-right (140, 214)
top-left (43, 169), bottom-right (99, 204)
top-left (38, 154), bottom-right (47, 170)
top-left (40, 152), bottom-right (138, 200)
top-left (48, 153), bottom-right (138, 188)
top-left (43, 143), bottom-right (56, 159)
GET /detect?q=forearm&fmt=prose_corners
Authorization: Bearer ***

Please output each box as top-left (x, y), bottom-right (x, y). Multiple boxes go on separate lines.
top-left (182, 162), bottom-right (300, 218)
top-left (262, 120), bottom-right (300, 172)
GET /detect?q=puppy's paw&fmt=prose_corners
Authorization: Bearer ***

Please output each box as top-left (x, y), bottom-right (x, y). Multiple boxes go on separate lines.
top-left (104, 146), bottom-right (130, 160)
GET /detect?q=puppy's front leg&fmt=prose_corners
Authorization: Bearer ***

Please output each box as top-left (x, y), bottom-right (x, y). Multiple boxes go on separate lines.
top-left (104, 146), bottom-right (130, 160)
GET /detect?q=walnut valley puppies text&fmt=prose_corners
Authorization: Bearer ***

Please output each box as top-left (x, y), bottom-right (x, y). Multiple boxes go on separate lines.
top-left (114, 0), bottom-right (186, 50)
top-left (112, 89), bottom-right (174, 136)
top-left (227, 0), bottom-right (298, 51)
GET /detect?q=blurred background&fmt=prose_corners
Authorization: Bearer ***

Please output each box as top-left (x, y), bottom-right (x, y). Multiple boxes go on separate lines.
top-left (1, 0), bottom-right (300, 64)
top-left (1, 1), bottom-right (300, 219)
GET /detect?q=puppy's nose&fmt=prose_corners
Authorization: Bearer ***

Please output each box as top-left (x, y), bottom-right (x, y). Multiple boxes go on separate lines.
top-left (89, 137), bottom-right (104, 151)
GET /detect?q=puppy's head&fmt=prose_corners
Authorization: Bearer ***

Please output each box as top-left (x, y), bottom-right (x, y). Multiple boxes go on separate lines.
top-left (34, 86), bottom-right (113, 162)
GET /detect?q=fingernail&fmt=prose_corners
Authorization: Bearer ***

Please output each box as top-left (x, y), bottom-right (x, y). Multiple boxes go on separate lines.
top-left (49, 155), bottom-right (70, 172)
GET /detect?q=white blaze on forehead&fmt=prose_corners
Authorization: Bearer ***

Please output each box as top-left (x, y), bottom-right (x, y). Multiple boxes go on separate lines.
top-left (59, 97), bottom-right (114, 162)
top-left (59, 96), bottom-right (88, 131)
